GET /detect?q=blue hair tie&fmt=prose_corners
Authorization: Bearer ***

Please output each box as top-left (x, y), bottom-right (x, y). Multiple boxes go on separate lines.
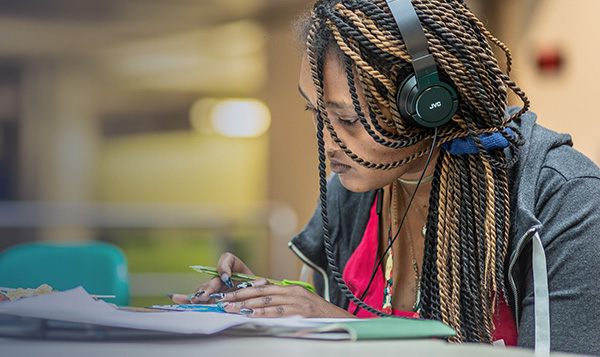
top-left (441, 128), bottom-right (513, 155)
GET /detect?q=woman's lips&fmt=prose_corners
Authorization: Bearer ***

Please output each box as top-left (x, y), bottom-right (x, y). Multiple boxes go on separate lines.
top-left (329, 160), bottom-right (351, 174)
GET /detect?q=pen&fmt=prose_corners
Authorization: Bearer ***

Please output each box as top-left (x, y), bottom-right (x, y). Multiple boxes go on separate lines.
top-left (189, 265), bottom-right (316, 293)
top-left (91, 295), bottom-right (117, 299)
top-left (0, 287), bottom-right (116, 299)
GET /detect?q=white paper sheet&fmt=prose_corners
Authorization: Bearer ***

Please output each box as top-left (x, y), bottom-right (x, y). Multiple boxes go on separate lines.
top-left (0, 286), bottom-right (326, 335)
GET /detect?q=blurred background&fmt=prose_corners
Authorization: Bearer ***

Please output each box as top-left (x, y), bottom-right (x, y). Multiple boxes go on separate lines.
top-left (0, 0), bottom-right (598, 306)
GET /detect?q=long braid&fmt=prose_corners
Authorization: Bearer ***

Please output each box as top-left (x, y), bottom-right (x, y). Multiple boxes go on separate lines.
top-left (466, 155), bottom-right (486, 339)
top-left (473, 154), bottom-right (493, 339)
top-left (456, 157), bottom-right (479, 341)
top-left (300, 0), bottom-right (527, 343)
top-left (420, 157), bottom-right (442, 320)
top-left (492, 152), bottom-right (511, 301)
top-left (436, 153), bottom-right (452, 329)
top-left (445, 154), bottom-right (463, 341)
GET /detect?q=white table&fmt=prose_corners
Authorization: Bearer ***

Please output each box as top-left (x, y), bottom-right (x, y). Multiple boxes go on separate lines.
top-left (2, 335), bottom-right (574, 357)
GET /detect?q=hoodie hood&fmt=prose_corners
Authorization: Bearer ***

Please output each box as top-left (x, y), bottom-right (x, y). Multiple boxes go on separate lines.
top-left (506, 107), bottom-right (573, 254)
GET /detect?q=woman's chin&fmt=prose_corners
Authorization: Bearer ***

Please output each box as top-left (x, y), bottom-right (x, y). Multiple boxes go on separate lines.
top-left (338, 176), bottom-right (375, 193)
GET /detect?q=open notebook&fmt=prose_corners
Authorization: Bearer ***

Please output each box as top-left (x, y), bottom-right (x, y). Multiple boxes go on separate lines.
top-left (0, 287), bottom-right (455, 341)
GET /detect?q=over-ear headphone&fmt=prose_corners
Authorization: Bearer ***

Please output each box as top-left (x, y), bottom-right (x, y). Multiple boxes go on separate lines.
top-left (386, 0), bottom-right (458, 128)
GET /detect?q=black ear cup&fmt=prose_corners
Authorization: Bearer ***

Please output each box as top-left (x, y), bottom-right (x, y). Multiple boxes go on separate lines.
top-left (397, 74), bottom-right (458, 128)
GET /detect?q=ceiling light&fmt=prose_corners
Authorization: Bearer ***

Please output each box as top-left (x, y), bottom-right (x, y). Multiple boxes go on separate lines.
top-left (210, 99), bottom-right (270, 138)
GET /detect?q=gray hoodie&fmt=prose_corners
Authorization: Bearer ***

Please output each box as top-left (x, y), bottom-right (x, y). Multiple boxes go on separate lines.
top-left (289, 108), bottom-right (600, 355)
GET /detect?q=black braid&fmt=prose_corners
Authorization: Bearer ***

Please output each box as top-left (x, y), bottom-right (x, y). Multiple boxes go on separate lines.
top-left (419, 154), bottom-right (443, 321)
top-left (492, 153), bottom-right (509, 299)
top-left (456, 157), bottom-right (479, 341)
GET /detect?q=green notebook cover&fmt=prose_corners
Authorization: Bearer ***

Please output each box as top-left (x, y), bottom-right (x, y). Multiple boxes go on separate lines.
top-left (316, 317), bottom-right (456, 340)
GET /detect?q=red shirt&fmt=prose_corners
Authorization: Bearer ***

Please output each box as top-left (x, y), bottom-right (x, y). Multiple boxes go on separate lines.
top-left (343, 198), bottom-right (518, 345)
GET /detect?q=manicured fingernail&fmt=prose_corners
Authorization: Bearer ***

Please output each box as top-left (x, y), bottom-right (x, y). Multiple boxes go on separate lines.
top-left (236, 282), bottom-right (254, 289)
top-left (209, 292), bottom-right (226, 300)
top-left (221, 274), bottom-right (234, 288)
top-left (239, 308), bottom-right (254, 316)
top-left (217, 302), bottom-right (231, 310)
top-left (167, 293), bottom-right (174, 299)
top-left (188, 290), bottom-right (205, 301)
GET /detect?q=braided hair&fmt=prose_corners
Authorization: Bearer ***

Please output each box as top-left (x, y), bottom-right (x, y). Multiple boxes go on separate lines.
top-left (297, 0), bottom-right (530, 343)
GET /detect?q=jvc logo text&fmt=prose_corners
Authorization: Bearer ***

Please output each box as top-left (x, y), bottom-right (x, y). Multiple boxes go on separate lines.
top-left (429, 101), bottom-right (442, 110)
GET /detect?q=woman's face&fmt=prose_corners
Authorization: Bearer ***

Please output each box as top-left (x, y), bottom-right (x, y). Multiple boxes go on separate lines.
top-left (298, 52), bottom-right (438, 193)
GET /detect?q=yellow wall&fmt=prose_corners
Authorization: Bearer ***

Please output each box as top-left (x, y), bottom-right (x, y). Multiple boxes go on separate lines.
top-left (99, 131), bottom-right (268, 208)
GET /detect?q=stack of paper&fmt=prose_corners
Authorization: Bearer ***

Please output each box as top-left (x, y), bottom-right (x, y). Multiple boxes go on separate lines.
top-left (0, 287), bottom-right (455, 340)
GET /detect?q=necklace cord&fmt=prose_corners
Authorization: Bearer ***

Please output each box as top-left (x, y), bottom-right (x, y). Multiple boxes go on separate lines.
top-left (398, 174), bottom-right (434, 185)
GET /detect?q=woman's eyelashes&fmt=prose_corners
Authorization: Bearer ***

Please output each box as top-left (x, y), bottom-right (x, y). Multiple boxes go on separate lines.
top-left (337, 116), bottom-right (359, 127)
top-left (304, 104), bottom-right (359, 128)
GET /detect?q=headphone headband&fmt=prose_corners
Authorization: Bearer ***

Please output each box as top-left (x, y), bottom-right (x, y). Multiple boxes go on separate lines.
top-left (386, 0), bottom-right (436, 79)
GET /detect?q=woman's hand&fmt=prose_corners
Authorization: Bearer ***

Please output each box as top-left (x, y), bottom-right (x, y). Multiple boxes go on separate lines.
top-left (216, 283), bottom-right (355, 318)
top-left (170, 252), bottom-right (254, 304)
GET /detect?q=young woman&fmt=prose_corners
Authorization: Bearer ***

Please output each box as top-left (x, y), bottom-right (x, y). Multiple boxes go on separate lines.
top-left (172, 1), bottom-right (600, 354)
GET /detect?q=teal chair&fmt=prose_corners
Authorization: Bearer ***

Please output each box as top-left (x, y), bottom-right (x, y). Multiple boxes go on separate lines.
top-left (0, 241), bottom-right (130, 306)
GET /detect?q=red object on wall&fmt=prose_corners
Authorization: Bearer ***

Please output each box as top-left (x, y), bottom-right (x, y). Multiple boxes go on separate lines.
top-left (536, 46), bottom-right (564, 74)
